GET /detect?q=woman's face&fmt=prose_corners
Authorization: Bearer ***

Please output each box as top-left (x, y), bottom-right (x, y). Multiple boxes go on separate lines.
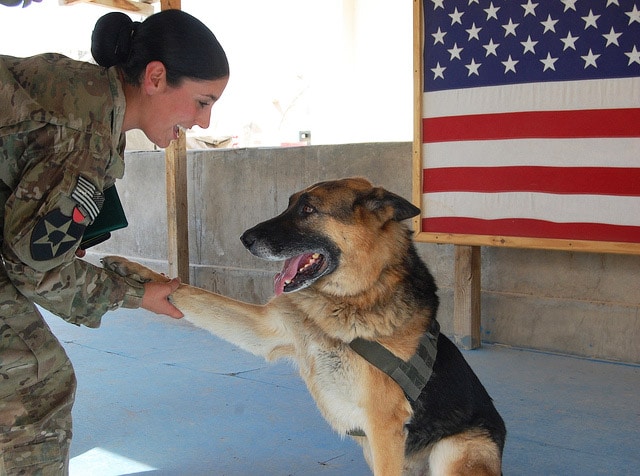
top-left (138, 67), bottom-right (228, 148)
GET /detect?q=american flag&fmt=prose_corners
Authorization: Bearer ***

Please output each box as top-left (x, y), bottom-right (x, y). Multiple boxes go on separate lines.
top-left (420, 0), bottom-right (640, 250)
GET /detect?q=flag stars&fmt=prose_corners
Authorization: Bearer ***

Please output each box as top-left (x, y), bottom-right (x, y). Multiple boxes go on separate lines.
top-left (540, 53), bottom-right (559, 71)
top-left (560, 31), bottom-right (579, 51)
top-left (581, 49), bottom-right (601, 68)
top-left (521, 0), bottom-right (539, 17)
top-left (484, 2), bottom-right (500, 21)
top-left (465, 58), bottom-right (482, 76)
top-left (502, 55), bottom-right (519, 73)
top-left (502, 19), bottom-right (519, 37)
top-left (448, 43), bottom-right (464, 60)
top-left (483, 38), bottom-right (500, 57)
top-left (449, 7), bottom-right (464, 26)
top-left (521, 35), bottom-right (538, 54)
top-left (602, 27), bottom-right (622, 47)
top-left (626, 5), bottom-right (640, 25)
top-left (432, 27), bottom-right (446, 45)
top-left (625, 46), bottom-right (640, 66)
top-left (561, 0), bottom-right (578, 12)
top-left (466, 23), bottom-right (482, 41)
top-left (582, 10), bottom-right (601, 30)
top-left (541, 15), bottom-right (559, 34)
top-left (425, 0), bottom-right (635, 89)
top-left (431, 62), bottom-right (446, 80)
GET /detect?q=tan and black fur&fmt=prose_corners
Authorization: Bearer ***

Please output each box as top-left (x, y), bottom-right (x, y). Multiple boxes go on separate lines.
top-left (103, 177), bottom-right (505, 475)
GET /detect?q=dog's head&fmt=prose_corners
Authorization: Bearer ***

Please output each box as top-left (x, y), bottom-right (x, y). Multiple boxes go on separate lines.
top-left (240, 177), bottom-right (420, 297)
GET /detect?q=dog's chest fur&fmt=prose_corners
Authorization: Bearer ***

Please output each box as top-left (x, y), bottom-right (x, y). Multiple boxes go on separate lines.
top-left (280, 293), bottom-right (419, 436)
top-left (297, 336), bottom-right (368, 434)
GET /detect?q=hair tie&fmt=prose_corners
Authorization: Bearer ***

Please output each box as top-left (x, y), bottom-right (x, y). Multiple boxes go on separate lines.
top-left (130, 21), bottom-right (140, 38)
top-left (114, 20), bottom-right (140, 63)
top-left (127, 22), bottom-right (140, 60)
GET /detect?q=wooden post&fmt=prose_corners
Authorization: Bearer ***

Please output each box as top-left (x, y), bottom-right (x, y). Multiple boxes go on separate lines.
top-left (164, 129), bottom-right (189, 282)
top-left (453, 245), bottom-right (481, 349)
top-left (160, 0), bottom-right (180, 10)
top-left (411, 0), bottom-right (424, 232)
top-left (161, 0), bottom-right (189, 282)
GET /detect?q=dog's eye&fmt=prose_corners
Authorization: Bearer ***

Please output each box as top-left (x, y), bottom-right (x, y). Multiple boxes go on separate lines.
top-left (301, 204), bottom-right (316, 215)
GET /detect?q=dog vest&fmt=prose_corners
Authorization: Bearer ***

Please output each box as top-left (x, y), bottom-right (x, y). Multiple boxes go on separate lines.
top-left (346, 321), bottom-right (440, 437)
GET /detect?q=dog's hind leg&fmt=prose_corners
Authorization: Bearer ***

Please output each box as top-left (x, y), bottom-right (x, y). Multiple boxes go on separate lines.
top-left (428, 429), bottom-right (502, 476)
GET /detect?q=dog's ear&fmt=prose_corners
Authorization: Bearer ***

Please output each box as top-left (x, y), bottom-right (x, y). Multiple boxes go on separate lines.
top-left (358, 188), bottom-right (421, 222)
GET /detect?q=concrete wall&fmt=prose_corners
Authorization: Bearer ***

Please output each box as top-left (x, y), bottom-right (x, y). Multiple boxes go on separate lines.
top-left (89, 143), bottom-right (640, 364)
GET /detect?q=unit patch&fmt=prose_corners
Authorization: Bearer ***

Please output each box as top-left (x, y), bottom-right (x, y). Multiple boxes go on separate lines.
top-left (30, 208), bottom-right (85, 261)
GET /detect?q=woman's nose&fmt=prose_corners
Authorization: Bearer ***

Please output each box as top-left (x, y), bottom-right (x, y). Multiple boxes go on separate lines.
top-left (195, 109), bottom-right (211, 129)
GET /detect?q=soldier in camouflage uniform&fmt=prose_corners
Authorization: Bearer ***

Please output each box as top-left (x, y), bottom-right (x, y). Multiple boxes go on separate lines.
top-left (0, 10), bottom-right (228, 475)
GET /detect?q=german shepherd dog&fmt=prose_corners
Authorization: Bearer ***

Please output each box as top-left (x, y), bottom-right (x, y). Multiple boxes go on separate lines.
top-left (103, 177), bottom-right (506, 475)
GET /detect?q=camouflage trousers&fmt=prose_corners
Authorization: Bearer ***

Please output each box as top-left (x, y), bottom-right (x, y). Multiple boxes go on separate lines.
top-left (0, 265), bottom-right (76, 476)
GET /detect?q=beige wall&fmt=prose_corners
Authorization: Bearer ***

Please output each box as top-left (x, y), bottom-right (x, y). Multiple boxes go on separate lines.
top-left (89, 144), bottom-right (640, 364)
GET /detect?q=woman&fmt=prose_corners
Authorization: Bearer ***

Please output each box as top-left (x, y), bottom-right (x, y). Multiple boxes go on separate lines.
top-left (0, 9), bottom-right (229, 473)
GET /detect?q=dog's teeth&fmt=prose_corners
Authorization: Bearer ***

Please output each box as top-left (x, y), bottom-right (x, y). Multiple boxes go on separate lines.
top-left (285, 279), bottom-right (292, 284)
top-left (297, 254), bottom-right (321, 273)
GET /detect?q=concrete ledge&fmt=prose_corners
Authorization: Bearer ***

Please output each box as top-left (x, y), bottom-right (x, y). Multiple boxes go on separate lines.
top-left (482, 293), bottom-right (640, 362)
top-left (90, 143), bottom-right (640, 363)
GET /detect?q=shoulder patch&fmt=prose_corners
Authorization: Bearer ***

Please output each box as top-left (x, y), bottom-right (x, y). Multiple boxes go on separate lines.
top-left (30, 208), bottom-right (85, 261)
top-left (71, 176), bottom-right (104, 222)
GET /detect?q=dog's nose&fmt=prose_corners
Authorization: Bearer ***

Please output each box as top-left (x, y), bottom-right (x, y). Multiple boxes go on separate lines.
top-left (240, 230), bottom-right (255, 249)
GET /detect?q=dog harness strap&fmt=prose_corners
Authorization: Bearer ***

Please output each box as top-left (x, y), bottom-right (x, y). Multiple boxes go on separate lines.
top-left (349, 324), bottom-right (439, 402)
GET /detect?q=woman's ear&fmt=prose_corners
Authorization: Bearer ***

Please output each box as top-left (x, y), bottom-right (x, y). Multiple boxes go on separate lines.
top-left (142, 61), bottom-right (167, 94)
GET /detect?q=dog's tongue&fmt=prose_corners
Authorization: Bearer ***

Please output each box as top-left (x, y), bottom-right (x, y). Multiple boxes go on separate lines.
top-left (274, 254), bottom-right (306, 296)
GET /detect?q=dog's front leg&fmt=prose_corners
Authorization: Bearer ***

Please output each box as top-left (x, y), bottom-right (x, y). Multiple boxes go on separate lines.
top-left (171, 287), bottom-right (295, 361)
top-left (368, 427), bottom-right (406, 476)
top-left (362, 370), bottom-right (412, 475)
top-left (102, 255), bottom-right (293, 361)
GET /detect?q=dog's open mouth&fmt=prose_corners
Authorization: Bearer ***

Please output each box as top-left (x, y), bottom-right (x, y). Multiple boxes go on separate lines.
top-left (274, 252), bottom-right (326, 295)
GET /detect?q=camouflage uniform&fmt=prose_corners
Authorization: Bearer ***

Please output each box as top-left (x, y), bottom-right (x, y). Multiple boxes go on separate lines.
top-left (0, 53), bottom-right (146, 475)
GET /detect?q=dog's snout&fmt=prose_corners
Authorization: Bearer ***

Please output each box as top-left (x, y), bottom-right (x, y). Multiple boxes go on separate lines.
top-left (240, 230), bottom-right (255, 250)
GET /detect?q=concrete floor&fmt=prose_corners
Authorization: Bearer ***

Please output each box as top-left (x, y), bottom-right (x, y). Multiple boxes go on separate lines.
top-left (42, 307), bottom-right (639, 476)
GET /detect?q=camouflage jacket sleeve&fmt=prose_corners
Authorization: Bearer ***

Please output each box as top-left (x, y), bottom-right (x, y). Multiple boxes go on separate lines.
top-left (2, 243), bottom-right (145, 328)
top-left (0, 142), bottom-right (144, 327)
top-left (0, 54), bottom-right (141, 328)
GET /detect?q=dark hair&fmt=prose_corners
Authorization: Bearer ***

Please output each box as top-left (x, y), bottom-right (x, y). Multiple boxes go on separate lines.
top-left (91, 9), bottom-right (229, 86)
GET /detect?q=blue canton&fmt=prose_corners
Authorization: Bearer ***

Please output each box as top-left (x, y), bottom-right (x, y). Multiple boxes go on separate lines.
top-left (424, 0), bottom-right (640, 91)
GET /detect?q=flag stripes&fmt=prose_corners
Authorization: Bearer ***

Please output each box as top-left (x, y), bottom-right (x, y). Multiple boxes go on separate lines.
top-left (423, 167), bottom-right (640, 196)
top-left (423, 108), bottom-right (640, 142)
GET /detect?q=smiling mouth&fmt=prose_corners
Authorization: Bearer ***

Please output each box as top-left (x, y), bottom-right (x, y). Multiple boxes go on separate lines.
top-left (274, 252), bottom-right (327, 295)
top-left (173, 125), bottom-right (188, 139)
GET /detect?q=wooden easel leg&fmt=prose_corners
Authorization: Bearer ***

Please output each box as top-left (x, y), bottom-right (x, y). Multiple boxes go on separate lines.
top-left (453, 245), bottom-right (481, 349)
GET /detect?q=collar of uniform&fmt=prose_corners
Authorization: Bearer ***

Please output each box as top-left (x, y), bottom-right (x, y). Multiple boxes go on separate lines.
top-left (106, 66), bottom-right (126, 180)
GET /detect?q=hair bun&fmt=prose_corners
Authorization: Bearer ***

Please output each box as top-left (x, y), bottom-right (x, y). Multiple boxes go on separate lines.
top-left (91, 12), bottom-right (138, 67)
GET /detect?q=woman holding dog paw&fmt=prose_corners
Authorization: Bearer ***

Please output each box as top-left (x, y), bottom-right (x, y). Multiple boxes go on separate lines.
top-left (0, 9), bottom-right (228, 474)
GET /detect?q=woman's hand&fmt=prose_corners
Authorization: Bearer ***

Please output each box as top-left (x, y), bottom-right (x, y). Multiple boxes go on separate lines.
top-left (141, 278), bottom-right (184, 318)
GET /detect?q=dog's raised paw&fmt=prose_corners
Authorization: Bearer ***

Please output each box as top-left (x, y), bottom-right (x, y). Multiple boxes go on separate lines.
top-left (101, 256), bottom-right (152, 283)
